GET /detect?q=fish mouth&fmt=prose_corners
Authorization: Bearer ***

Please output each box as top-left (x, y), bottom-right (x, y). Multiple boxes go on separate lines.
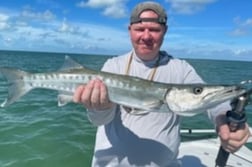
top-left (208, 86), bottom-right (246, 102)
top-left (225, 86), bottom-right (246, 95)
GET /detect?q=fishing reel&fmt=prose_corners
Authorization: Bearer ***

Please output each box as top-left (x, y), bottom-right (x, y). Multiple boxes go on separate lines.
top-left (215, 80), bottom-right (252, 167)
top-left (226, 80), bottom-right (252, 132)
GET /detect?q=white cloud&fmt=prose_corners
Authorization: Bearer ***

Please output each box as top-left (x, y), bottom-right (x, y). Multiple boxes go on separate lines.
top-left (233, 16), bottom-right (252, 27)
top-left (0, 8), bottom-right (130, 54)
top-left (0, 13), bottom-right (9, 21)
top-left (0, 13), bottom-right (10, 30)
top-left (20, 9), bottom-right (56, 21)
top-left (243, 18), bottom-right (252, 26)
top-left (103, 3), bottom-right (126, 18)
top-left (76, 0), bottom-right (127, 18)
top-left (163, 33), bottom-right (252, 61)
top-left (233, 49), bottom-right (252, 57)
top-left (229, 28), bottom-right (248, 37)
top-left (77, 0), bottom-right (123, 8)
top-left (1, 1), bottom-right (251, 61)
top-left (166, 0), bottom-right (216, 14)
top-left (231, 17), bottom-right (252, 37)
top-left (0, 22), bottom-right (9, 30)
top-left (58, 18), bottom-right (78, 33)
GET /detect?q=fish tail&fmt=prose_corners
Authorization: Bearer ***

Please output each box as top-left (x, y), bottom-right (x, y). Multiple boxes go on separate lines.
top-left (0, 67), bottom-right (32, 107)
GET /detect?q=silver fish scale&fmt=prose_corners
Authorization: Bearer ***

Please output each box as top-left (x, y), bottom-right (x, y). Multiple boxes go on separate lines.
top-left (24, 73), bottom-right (87, 92)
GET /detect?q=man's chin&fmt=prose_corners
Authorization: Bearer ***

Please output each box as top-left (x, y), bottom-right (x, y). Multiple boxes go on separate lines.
top-left (135, 50), bottom-right (157, 60)
top-left (137, 48), bottom-right (154, 55)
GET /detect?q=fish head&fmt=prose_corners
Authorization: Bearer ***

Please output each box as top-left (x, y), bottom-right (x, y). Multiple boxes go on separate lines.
top-left (165, 84), bottom-right (246, 116)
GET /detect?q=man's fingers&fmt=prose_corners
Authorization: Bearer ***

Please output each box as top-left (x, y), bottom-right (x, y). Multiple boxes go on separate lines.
top-left (73, 85), bottom-right (85, 103)
top-left (73, 79), bottom-right (113, 110)
top-left (80, 80), bottom-right (95, 109)
top-left (218, 123), bottom-right (230, 141)
top-left (100, 81), bottom-right (110, 105)
top-left (90, 80), bottom-right (102, 109)
top-left (220, 123), bottom-right (251, 153)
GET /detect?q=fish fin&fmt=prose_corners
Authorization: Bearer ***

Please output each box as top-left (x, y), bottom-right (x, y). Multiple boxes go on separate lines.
top-left (57, 94), bottom-right (73, 106)
top-left (0, 67), bottom-right (32, 107)
top-left (59, 55), bottom-right (84, 71)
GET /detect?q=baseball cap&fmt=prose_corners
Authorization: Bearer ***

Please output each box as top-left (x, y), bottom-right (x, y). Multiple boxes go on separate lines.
top-left (130, 1), bottom-right (167, 25)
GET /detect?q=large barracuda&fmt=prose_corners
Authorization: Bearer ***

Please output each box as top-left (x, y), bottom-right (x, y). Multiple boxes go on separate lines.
top-left (0, 56), bottom-right (247, 116)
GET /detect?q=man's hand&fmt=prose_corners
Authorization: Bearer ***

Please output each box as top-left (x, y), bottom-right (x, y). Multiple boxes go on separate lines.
top-left (216, 115), bottom-right (251, 153)
top-left (73, 79), bottom-right (115, 111)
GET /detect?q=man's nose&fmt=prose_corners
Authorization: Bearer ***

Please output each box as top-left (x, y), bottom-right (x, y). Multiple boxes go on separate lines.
top-left (142, 29), bottom-right (152, 40)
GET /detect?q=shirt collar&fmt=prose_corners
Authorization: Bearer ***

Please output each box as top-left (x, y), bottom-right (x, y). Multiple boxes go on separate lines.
top-left (132, 50), bottom-right (161, 67)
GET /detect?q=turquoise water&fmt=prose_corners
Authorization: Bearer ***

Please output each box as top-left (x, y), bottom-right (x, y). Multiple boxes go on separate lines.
top-left (0, 50), bottom-right (251, 167)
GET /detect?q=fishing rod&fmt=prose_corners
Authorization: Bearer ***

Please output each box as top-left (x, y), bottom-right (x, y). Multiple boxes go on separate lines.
top-left (215, 87), bottom-right (252, 167)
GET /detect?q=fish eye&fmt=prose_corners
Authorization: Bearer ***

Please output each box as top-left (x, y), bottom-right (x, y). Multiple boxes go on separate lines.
top-left (193, 87), bottom-right (203, 94)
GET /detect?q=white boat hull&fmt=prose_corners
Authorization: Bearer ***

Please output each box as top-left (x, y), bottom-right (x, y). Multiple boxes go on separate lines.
top-left (178, 131), bottom-right (252, 167)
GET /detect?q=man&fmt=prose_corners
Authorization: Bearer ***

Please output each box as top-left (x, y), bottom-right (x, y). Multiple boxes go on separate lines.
top-left (74, 1), bottom-right (251, 167)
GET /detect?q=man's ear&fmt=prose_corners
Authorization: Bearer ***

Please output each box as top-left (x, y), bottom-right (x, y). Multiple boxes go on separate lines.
top-left (128, 25), bottom-right (131, 31)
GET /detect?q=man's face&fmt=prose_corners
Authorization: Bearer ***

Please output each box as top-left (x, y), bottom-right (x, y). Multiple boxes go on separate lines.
top-left (129, 10), bottom-right (167, 61)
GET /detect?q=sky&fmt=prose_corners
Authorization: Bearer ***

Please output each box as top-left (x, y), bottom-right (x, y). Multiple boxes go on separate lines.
top-left (0, 0), bottom-right (252, 61)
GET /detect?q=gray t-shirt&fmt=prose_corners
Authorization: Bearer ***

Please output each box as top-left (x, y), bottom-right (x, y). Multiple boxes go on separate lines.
top-left (87, 51), bottom-right (229, 167)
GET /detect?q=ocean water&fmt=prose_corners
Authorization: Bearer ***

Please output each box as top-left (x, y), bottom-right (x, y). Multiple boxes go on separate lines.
top-left (0, 50), bottom-right (251, 167)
